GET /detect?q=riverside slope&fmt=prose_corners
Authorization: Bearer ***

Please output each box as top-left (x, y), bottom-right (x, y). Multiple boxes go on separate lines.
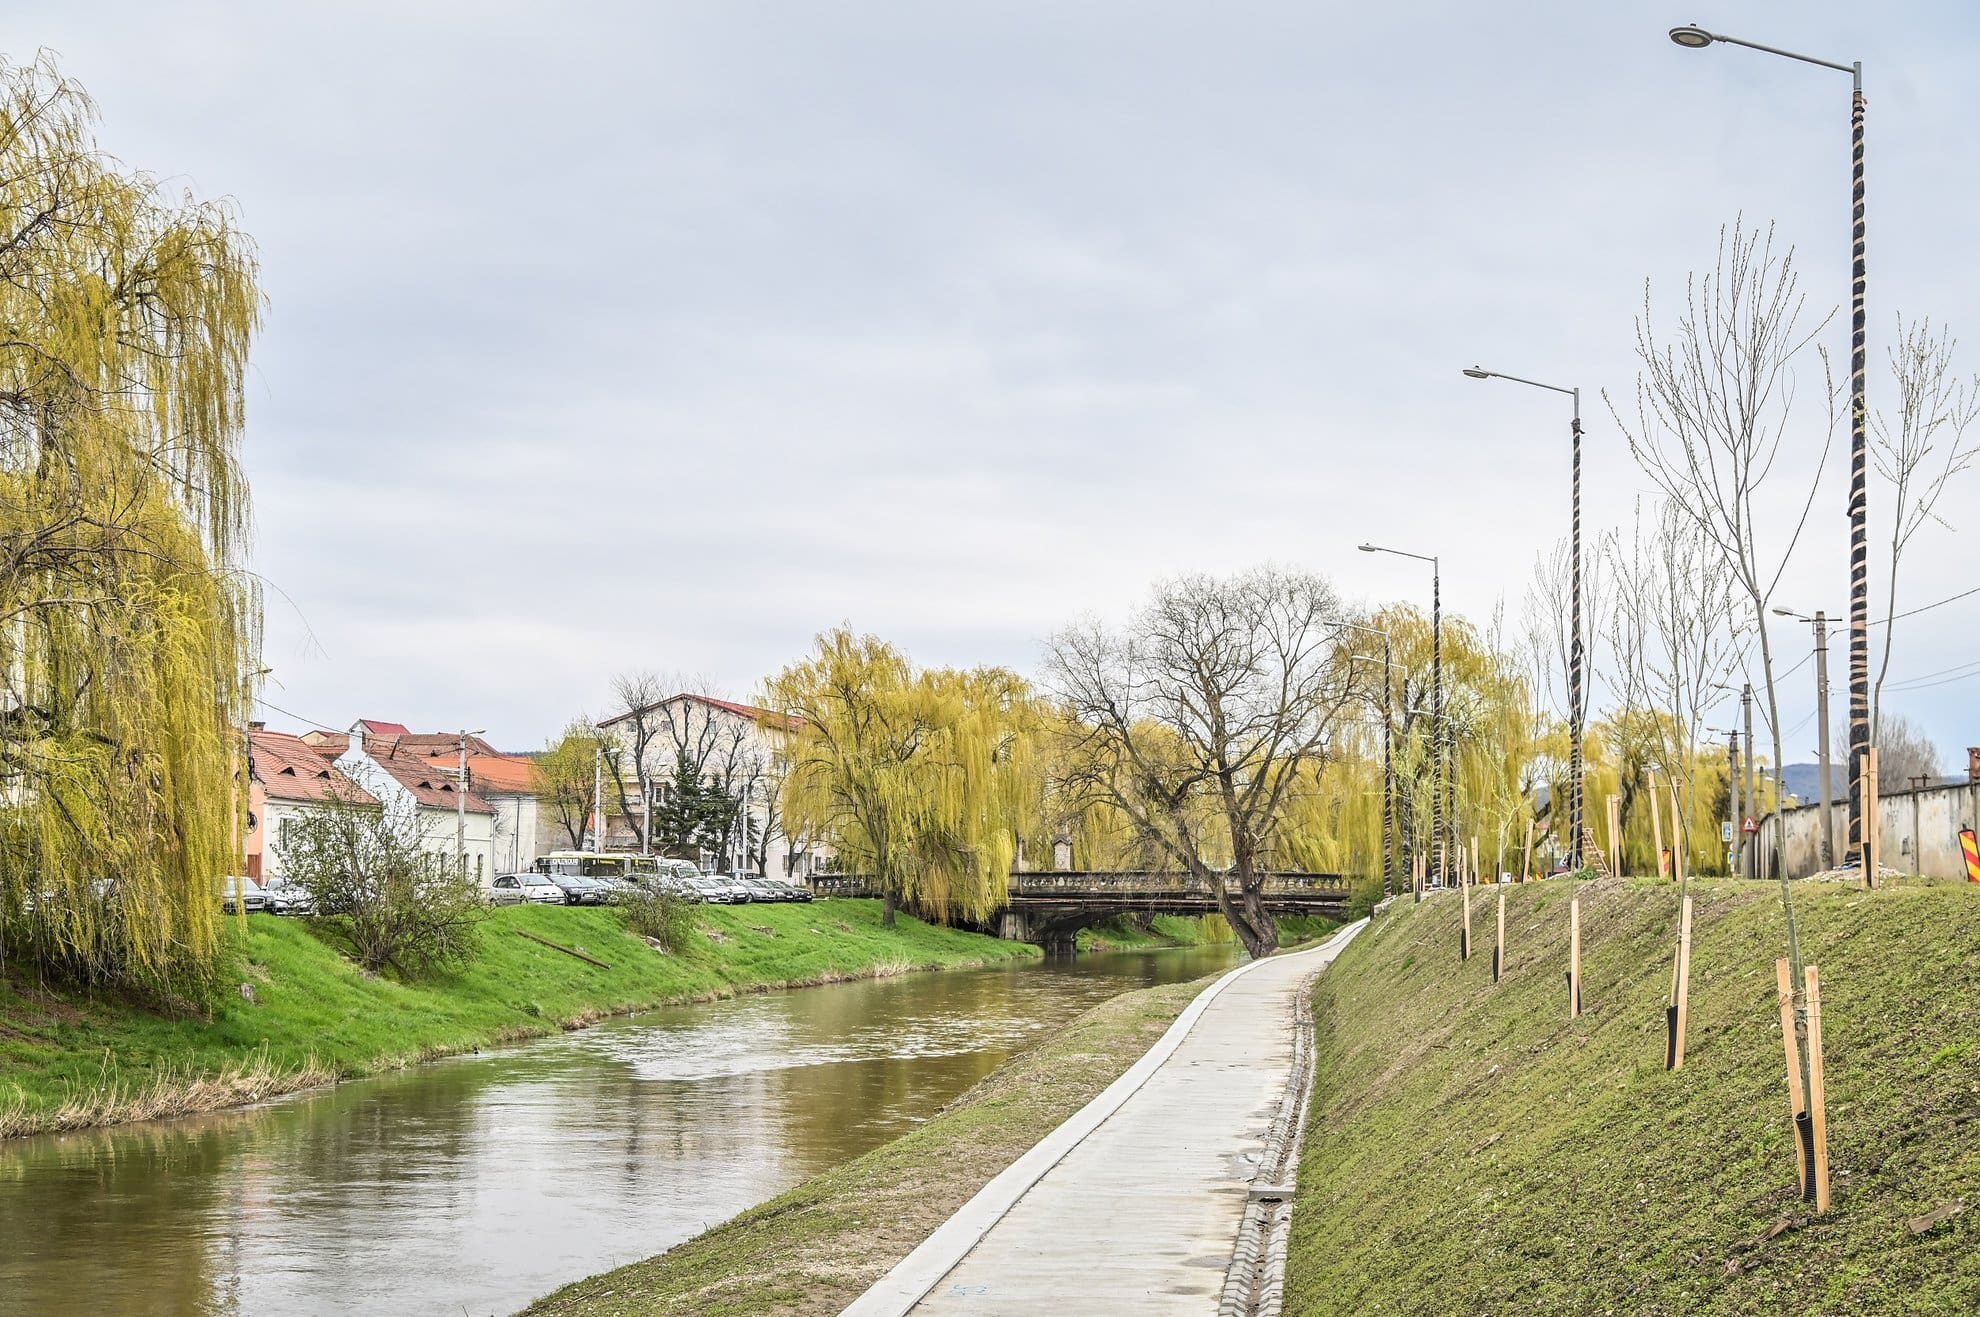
top-left (1289, 877), bottom-right (1980, 1315)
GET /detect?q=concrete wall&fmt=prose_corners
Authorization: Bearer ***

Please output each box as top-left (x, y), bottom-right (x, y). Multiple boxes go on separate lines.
top-left (1759, 779), bottom-right (1980, 879)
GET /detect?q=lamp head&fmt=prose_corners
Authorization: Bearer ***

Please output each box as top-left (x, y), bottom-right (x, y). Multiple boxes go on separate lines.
top-left (1462, 367), bottom-right (1491, 379)
top-left (1358, 543), bottom-right (1377, 553)
top-left (1669, 24), bottom-right (1716, 49)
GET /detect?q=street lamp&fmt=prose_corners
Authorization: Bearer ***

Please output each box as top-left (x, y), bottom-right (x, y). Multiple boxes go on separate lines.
top-left (1464, 366), bottom-right (1585, 872)
top-left (1666, 23), bottom-right (1871, 873)
top-left (1359, 543), bottom-right (1447, 883)
top-left (1774, 605), bottom-right (1838, 868)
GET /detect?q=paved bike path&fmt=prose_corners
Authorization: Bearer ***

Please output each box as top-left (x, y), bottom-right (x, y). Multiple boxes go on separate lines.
top-left (841, 921), bottom-right (1366, 1316)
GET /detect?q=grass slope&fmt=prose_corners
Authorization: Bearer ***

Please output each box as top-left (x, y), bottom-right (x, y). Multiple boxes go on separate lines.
top-left (0, 899), bottom-right (1035, 1136)
top-left (1288, 877), bottom-right (1980, 1316)
top-left (524, 971), bottom-right (1216, 1317)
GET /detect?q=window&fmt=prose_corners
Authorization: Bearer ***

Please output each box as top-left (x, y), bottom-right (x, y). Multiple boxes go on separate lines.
top-left (475, 855), bottom-right (484, 881)
top-left (277, 818), bottom-right (292, 851)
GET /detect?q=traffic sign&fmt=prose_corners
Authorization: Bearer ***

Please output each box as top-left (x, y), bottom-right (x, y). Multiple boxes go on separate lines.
top-left (1741, 816), bottom-right (1759, 834)
top-left (1721, 821), bottom-right (1733, 843)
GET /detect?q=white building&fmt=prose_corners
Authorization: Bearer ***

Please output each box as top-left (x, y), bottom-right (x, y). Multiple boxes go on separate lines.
top-left (245, 728), bottom-right (381, 881)
top-left (597, 693), bottom-right (822, 876)
top-left (327, 721), bottom-right (500, 887)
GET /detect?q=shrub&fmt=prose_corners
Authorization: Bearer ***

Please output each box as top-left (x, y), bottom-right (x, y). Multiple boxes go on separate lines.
top-left (620, 885), bottom-right (696, 954)
top-left (274, 796), bottom-right (486, 977)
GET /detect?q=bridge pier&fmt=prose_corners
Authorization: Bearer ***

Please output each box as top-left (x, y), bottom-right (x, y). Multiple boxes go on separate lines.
top-left (997, 909), bottom-right (1080, 957)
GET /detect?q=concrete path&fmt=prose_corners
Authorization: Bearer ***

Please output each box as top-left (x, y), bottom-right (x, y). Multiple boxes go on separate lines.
top-left (841, 921), bottom-right (1366, 1317)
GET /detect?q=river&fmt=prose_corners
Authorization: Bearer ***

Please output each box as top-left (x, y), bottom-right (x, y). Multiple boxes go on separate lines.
top-left (0, 942), bottom-right (1237, 1316)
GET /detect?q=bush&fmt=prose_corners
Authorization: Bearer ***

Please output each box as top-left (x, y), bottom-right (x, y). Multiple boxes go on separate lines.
top-left (620, 885), bottom-right (696, 954)
top-left (274, 797), bottom-right (486, 978)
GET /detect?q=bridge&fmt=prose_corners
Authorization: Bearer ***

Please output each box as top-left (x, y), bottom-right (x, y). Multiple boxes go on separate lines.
top-left (808, 871), bottom-right (1354, 954)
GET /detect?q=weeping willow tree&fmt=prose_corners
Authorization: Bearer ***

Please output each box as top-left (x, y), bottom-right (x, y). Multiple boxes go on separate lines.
top-left (765, 628), bottom-right (1039, 926)
top-left (0, 54), bottom-right (262, 1002)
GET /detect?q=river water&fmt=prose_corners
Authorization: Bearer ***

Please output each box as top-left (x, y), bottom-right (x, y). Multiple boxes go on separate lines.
top-left (0, 943), bottom-right (1237, 1316)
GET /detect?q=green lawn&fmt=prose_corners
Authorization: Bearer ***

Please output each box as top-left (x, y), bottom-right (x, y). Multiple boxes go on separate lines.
top-left (0, 898), bottom-right (1036, 1136)
top-left (1287, 877), bottom-right (1980, 1315)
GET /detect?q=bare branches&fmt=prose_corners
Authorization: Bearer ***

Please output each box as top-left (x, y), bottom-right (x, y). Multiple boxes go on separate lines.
top-left (1044, 567), bottom-right (1357, 958)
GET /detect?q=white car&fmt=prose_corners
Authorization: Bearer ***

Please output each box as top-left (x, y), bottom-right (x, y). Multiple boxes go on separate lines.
top-left (491, 872), bottom-right (564, 906)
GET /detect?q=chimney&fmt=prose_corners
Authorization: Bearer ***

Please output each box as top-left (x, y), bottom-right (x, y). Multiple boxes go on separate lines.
top-left (1968, 746), bottom-right (1980, 783)
top-left (248, 720), bottom-right (265, 732)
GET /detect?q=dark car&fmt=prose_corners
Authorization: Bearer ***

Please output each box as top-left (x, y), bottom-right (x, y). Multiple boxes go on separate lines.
top-left (543, 872), bottom-right (607, 905)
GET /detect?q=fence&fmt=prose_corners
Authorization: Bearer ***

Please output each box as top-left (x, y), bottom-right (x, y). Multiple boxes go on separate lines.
top-left (1758, 778), bottom-right (1980, 880)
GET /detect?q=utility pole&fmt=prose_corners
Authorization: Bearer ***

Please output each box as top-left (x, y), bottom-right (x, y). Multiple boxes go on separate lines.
top-left (591, 738), bottom-right (605, 851)
top-left (1742, 685), bottom-right (1758, 878)
top-left (456, 729), bottom-right (485, 882)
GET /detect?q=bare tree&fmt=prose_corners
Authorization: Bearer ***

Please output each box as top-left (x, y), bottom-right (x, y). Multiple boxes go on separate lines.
top-left (1609, 220), bottom-right (1837, 1047)
top-left (601, 671), bottom-right (668, 851)
top-left (1045, 568), bottom-right (1360, 959)
top-left (1870, 317), bottom-right (1980, 737)
top-left (1873, 713), bottom-right (1941, 791)
top-left (1604, 497), bottom-right (1745, 871)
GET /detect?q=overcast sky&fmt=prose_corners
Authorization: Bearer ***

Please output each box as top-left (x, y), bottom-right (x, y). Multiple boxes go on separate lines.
top-left (22, 1), bottom-right (1980, 764)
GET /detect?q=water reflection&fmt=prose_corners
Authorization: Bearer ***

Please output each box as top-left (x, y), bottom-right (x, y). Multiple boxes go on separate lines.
top-left (0, 944), bottom-right (1235, 1316)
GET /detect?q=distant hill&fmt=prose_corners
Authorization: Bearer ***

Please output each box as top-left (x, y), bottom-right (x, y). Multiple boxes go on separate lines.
top-left (1780, 762), bottom-right (1822, 805)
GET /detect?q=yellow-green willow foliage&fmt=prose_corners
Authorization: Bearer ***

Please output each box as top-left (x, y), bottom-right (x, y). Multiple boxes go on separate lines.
top-left (0, 55), bottom-right (261, 1001)
top-left (765, 629), bottom-right (1040, 925)
top-left (1273, 607), bottom-right (1538, 882)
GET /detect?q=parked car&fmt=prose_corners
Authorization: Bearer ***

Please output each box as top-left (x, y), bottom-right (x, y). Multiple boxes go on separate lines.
top-left (492, 872), bottom-right (565, 905)
top-left (736, 876), bottom-right (796, 903)
top-left (543, 871), bottom-right (608, 905)
top-left (587, 874), bottom-right (636, 904)
top-left (261, 876), bottom-right (316, 916)
top-left (220, 876), bottom-right (272, 915)
top-left (760, 878), bottom-right (813, 903)
top-left (690, 876), bottom-right (747, 905)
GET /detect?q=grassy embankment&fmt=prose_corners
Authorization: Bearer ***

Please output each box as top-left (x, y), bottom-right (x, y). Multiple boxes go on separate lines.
top-left (524, 971), bottom-right (1217, 1317)
top-left (0, 899), bottom-right (1035, 1138)
top-left (1289, 876), bottom-right (1980, 1315)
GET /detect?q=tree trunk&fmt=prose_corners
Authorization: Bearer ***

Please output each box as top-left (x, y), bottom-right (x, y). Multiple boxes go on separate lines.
top-left (1218, 882), bottom-right (1279, 959)
top-left (882, 890), bottom-right (897, 928)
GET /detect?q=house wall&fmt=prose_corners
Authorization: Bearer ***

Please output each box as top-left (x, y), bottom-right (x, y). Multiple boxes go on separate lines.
top-left (489, 792), bottom-right (560, 874)
top-left (1758, 778), bottom-right (1980, 880)
top-left (334, 744), bottom-right (500, 886)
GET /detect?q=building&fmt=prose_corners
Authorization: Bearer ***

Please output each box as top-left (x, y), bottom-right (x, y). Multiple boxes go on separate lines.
top-left (326, 721), bottom-right (500, 886)
top-left (460, 751), bottom-right (559, 875)
top-left (244, 727), bottom-right (380, 880)
top-left (596, 693), bottom-right (821, 876)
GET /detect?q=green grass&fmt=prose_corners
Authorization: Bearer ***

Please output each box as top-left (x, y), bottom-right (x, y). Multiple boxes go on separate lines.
top-left (523, 970), bottom-right (1217, 1317)
top-left (1287, 876), bottom-right (1980, 1316)
top-left (0, 899), bottom-right (1036, 1136)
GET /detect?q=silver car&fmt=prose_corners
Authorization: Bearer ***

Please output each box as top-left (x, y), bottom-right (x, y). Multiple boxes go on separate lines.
top-left (221, 877), bottom-right (272, 915)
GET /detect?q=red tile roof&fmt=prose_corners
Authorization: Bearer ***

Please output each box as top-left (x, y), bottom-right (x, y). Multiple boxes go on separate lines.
top-left (251, 730), bottom-right (379, 806)
top-left (464, 753), bottom-right (537, 796)
top-left (357, 719), bottom-right (412, 736)
top-left (362, 740), bottom-right (496, 814)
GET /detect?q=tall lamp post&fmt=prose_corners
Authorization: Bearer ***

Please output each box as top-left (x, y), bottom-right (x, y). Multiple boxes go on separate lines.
top-left (1666, 24), bottom-right (1870, 872)
top-left (1774, 606), bottom-right (1837, 869)
top-left (1346, 628), bottom-right (1397, 895)
top-left (1359, 544), bottom-right (1445, 883)
top-left (1463, 366), bottom-right (1584, 871)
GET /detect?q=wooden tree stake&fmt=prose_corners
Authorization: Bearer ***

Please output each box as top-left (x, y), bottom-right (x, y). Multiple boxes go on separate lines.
top-left (1471, 835), bottom-right (1481, 888)
top-left (1521, 818), bottom-right (1535, 884)
top-left (1865, 748), bottom-right (1881, 888)
top-left (1461, 877), bottom-right (1472, 960)
top-left (1666, 895), bottom-right (1693, 1070)
top-left (1649, 770), bottom-right (1667, 879)
top-left (1776, 958), bottom-right (1811, 1196)
top-left (1668, 782), bottom-right (1685, 885)
top-left (1608, 793), bottom-right (1624, 876)
top-left (1494, 888), bottom-right (1506, 982)
top-left (1803, 964), bottom-right (1831, 1212)
top-left (1568, 894), bottom-right (1582, 1019)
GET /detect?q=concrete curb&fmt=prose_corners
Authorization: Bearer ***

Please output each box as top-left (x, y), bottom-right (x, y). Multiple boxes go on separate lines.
top-left (840, 919), bottom-right (1369, 1317)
